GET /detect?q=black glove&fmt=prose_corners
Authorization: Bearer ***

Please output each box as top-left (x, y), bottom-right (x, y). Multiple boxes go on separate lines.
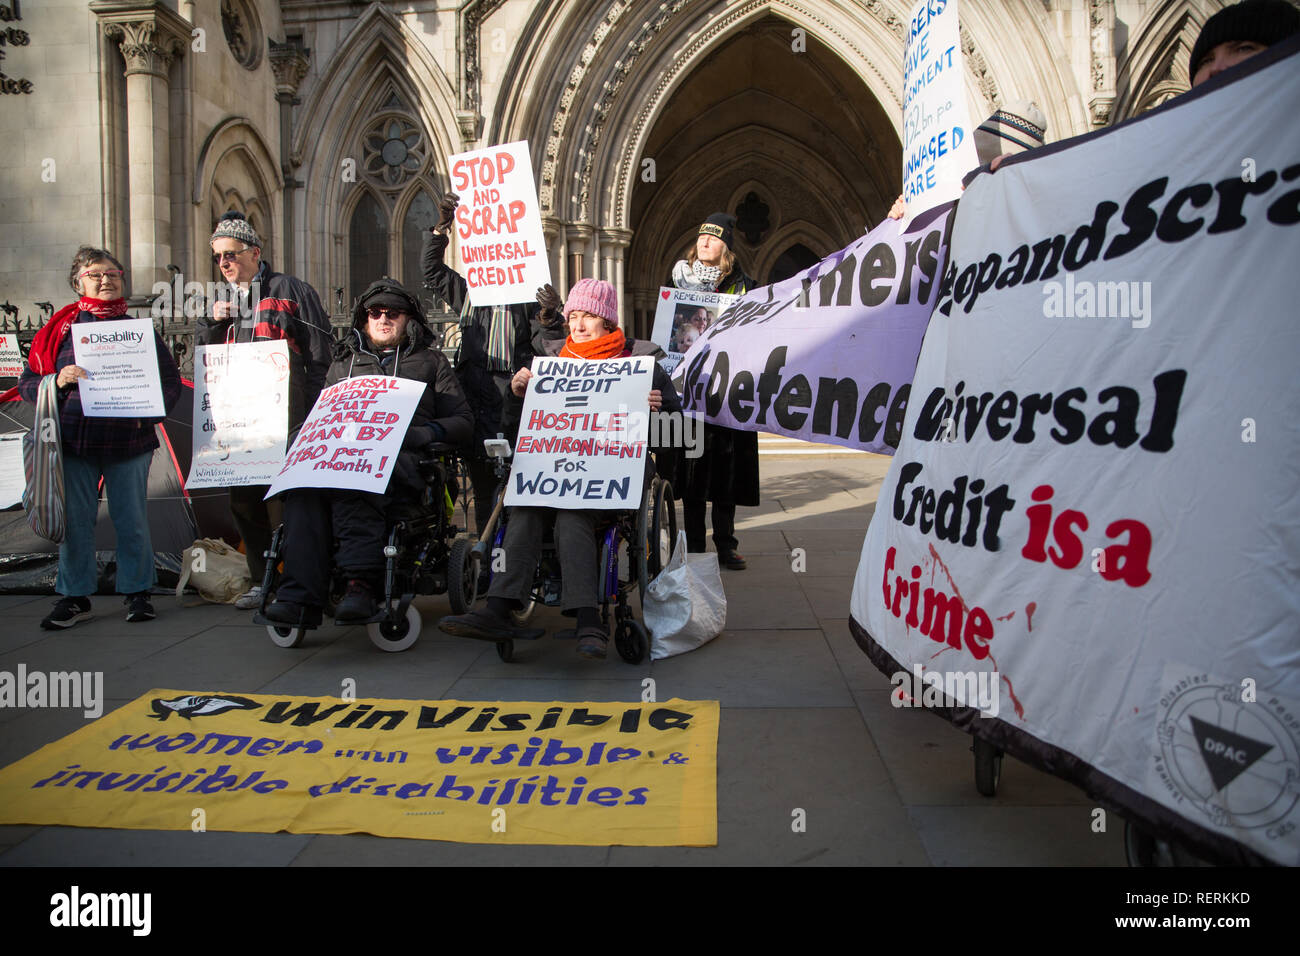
top-left (402, 423), bottom-right (444, 450)
top-left (537, 284), bottom-right (563, 329)
top-left (435, 192), bottom-right (459, 233)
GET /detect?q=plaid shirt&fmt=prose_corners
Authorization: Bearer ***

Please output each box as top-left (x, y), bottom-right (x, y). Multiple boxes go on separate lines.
top-left (18, 310), bottom-right (183, 460)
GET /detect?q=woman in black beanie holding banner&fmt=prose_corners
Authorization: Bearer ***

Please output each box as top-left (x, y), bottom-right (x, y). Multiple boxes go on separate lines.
top-left (671, 213), bottom-right (757, 570)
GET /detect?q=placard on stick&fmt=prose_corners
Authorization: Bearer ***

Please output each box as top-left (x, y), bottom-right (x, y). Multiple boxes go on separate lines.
top-left (507, 356), bottom-right (653, 509)
top-left (448, 140), bottom-right (551, 307)
top-left (189, 341), bottom-right (290, 489)
top-left (265, 376), bottom-right (425, 499)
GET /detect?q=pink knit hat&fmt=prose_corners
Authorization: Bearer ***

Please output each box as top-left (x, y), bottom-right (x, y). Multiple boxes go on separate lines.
top-left (563, 278), bottom-right (619, 327)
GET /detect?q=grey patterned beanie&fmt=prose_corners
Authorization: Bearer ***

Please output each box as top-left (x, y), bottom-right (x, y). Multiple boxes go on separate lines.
top-left (210, 211), bottom-right (261, 248)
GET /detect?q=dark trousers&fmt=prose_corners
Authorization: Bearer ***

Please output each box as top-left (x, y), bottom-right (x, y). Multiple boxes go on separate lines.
top-left (486, 507), bottom-right (598, 612)
top-left (230, 485), bottom-right (283, 582)
top-left (275, 489), bottom-right (388, 607)
top-left (685, 498), bottom-right (737, 554)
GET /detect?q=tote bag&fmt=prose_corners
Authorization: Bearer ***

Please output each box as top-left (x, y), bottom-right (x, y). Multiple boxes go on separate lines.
top-left (21, 374), bottom-right (65, 543)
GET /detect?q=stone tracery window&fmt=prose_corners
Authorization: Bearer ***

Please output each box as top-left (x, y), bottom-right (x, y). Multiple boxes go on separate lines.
top-left (362, 115), bottom-right (427, 190)
top-left (221, 0), bottom-right (262, 70)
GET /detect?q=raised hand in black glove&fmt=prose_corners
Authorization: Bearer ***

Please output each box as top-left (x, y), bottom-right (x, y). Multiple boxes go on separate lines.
top-left (434, 192), bottom-right (459, 234)
top-left (536, 283), bottom-right (562, 328)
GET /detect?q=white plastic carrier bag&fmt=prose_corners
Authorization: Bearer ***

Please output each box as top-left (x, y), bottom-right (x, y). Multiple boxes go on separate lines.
top-left (644, 530), bottom-right (727, 660)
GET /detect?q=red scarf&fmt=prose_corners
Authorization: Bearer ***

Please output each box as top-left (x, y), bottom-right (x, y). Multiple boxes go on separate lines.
top-left (560, 328), bottom-right (626, 360)
top-left (25, 296), bottom-right (129, 376)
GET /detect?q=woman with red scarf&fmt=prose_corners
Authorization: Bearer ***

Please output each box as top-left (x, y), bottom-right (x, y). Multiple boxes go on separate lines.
top-left (18, 247), bottom-right (183, 630)
top-left (440, 278), bottom-right (679, 660)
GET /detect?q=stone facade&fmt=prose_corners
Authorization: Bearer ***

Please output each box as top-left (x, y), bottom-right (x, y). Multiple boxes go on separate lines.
top-left (0, 0), bottom-right (1260, 337)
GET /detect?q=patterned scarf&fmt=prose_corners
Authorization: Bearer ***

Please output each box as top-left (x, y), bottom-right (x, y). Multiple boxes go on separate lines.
top-left (560, 328), bottom-right (626, 360)
top-left (460, 298), bottom-right (514, 371)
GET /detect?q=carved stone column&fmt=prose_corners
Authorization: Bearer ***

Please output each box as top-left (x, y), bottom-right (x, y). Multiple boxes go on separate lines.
top-left (269, 38), bottom-right (311, 271)
top-left (1088, 0), bottom-right (1116, 128)
top-left (542, 216), bottom-right (565, 294)
top-left (600, 227), bottom-right (633, 330)
top-left (566, 223), bottom-right (594, 286)
top-left (96, 3), bottom-right (188, 292)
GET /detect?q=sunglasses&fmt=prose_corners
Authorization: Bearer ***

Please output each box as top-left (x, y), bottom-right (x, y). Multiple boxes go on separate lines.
top-left (212, 249), bottom-right (251, 264)
top-left (79, 269), bottom-right (123, 283)
top-left (366, 308), bottom-right (408, 320)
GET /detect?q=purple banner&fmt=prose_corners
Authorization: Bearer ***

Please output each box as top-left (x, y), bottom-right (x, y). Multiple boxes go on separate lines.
top-left (676, 204), bottom-right (952, 454)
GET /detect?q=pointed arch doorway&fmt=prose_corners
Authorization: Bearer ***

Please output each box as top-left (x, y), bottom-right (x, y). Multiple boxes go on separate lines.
top-left (625, 14), bottom-right (901, 337)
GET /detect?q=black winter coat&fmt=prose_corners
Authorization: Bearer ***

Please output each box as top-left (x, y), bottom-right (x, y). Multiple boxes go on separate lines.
top-left (196, 259), bottom-right (334, 434)
top-left (674, 265), bottom-right (760, 506)
top-left (421, 229), bottom-right (543, 455)
top-left (326, 279), bottom-right (474, 493)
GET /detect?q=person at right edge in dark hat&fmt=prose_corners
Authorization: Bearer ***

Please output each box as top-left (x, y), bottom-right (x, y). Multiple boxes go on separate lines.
top-left (670, 212), bottom-right (757, 570)
top-left (1188, 0), bottom-right (1300, 87)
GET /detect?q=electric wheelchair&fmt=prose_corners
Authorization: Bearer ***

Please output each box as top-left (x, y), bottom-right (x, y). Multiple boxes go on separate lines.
top-left (253, 444), bottom-right (480, 652)
top-left (470, 438), bottom-right (677, 664)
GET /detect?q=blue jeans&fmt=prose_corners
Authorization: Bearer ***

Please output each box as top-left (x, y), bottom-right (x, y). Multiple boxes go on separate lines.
top-left (58, 451), bottom-right (155, 597)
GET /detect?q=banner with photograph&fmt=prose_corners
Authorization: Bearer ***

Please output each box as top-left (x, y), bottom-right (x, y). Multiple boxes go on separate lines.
top-left (265, 376), bottom-right (424, 498)
top-left (70, 318), bottom-right (164, 417)
top-left (188, 342), bottom-right (290, 489)
top-left (850, 46), bottom-right (1300, 865)
top-left (650, 287), bottom-right (740, 373)
top-left (506, 356), bottom-right (653, 509)
top-left (677, 206), bottom-right (952, 455)
top-left (448, 140), bottom-right (551, 307)
top-left (0, 689), bottom-right (720, 846)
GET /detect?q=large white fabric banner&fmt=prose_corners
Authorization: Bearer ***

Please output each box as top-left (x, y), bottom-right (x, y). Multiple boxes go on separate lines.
top-left (677, 207), bottom-right (952, 455)
top-left (850, 45), bottom-right (1300, 865)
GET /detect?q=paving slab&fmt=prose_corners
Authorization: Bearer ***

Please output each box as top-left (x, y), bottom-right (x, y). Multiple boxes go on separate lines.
top-left (0, 826), bottom-right (313, 867)
top-left (291, 833), bottom-right (611, 866)
top-left (853, 688), bottom-right (1095, 808)
top-left (906, 805), bottom-right (1125, 866)
top-left (646, 629), bottom-right (853, 708)
top-left (608, 707), bottom-right (928, 865)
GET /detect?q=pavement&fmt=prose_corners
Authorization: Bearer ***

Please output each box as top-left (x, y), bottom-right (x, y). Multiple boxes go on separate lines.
top-left (0, 451), bottom-right (1126, 866)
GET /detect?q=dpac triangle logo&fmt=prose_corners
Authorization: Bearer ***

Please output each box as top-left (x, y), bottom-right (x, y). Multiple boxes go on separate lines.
top-left (1188, 715), bottom-right (1274, 792)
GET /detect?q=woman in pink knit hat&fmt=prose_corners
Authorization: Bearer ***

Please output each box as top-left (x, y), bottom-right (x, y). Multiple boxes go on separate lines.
top-left (439, 278), bottom-right (680, 660)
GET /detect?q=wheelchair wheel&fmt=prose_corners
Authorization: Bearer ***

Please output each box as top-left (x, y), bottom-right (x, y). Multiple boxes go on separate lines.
top-left (495, 638), bottom-right (514, 663)
top-left (366, 604), bottom-right (421, 652)
top-left (447, 535), bottom-right (479, 614)
top-left (614, 618), bottom-right (649, 664)
top-left (265, 624), bottom-right (307, 648)
top-left (649, 478), bottom-right (678, 579)
top-left (633, 487), bottom-right (652, 605)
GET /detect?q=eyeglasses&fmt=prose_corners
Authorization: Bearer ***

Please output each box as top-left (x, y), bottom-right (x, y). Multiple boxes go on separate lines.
top-left (366, 308), bottom-right (407, 320)
top-left (211, 249), bottom-right (250, 264)
top-left (79, 269), bottom-right (123, 283)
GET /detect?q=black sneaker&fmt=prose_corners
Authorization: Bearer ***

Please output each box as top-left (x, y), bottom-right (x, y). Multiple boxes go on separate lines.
top-left (334, 579), bottom-right (377, 623)
top-left (125, 592), bottom-right (156, 623)
top-left (41, 596), bottom-right (93, 630)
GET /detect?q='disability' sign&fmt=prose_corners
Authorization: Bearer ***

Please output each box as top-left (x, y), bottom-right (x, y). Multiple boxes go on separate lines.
top-left (0, 689), bottom-right (720, 846)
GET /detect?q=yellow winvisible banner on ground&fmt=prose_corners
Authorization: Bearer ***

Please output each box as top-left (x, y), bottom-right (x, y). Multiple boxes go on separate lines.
top-left (0, 690), bottom-right (719, 846)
